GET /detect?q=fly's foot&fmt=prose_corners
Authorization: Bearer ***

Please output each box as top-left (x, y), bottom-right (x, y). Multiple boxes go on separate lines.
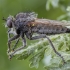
top-left (12, 47), bottom-right (15, 52)
top-left (7, 49), bottom-right (11, 53)
top-left (8, 52), bottom-right (14, 59)
top-left (9, 54), bottom-right (13, 60)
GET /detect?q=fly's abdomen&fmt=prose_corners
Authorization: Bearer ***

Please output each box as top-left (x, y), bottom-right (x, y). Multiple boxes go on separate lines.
top-left (66, 28), bottom-right (70, 33)
top-left (32, 24), bottom-right (69, 34)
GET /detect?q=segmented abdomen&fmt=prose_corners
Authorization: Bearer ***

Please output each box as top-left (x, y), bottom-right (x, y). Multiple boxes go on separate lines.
top-left (32, 24), bottom-right (68, 35)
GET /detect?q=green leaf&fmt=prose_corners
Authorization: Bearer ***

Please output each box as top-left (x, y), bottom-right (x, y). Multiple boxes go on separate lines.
top-left (29, 48), bottom-right (45, 68)
top-left (17, 51), bottom-right (31, 60)
top-left (45, 61), bottom-right (70, 70)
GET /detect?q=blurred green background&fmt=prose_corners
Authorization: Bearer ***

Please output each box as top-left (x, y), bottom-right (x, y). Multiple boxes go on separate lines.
top-left (0, 0), bottom-right (69, 70)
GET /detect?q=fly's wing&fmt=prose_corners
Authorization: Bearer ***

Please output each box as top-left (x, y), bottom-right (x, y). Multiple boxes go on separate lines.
top-left (34, 19), bottom-right (70, 27)
top-left (27, 18), bottom-right (70, 34)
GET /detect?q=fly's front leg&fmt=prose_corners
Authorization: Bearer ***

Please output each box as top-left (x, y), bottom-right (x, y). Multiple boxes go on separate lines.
top-left (25, 33), bottom-right (66, 63)
top-left (8, 34), bottom-right (20, 53)
top-left (7, 28), bottom-right (12, 52)
top-left (8, 28), bottom-right (11, 39)
top-left (12, 38), bottom-right (20, 51)
top-left (8, 28), bottom-right (20, 51)
top-left (8, 28), bottom-right (16, 39)
top-left (9, 35), bottom-right (26, 59)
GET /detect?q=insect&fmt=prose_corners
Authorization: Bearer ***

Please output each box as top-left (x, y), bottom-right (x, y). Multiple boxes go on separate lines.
top-left (3, 12), bottom-right (70, 63)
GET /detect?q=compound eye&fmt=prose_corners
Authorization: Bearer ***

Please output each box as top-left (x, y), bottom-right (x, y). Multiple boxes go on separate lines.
top-left (7, 20), bottom-right (12, 28)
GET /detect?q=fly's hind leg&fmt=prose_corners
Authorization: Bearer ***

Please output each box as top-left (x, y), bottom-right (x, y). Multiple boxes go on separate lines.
top-left (25, 33), bottom-right (66, 64)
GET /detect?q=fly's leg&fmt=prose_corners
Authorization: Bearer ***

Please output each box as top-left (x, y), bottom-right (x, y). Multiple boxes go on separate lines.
top-left (8, 28), bottom-right (11, 39)
top-left (8, 34), bottom-right (20, 53)
top-left (7, 28), bottom-right (20, 52)
top-left (12, 38), bottom-right (20, 51)
top-left (9, 35), bottom-right (26, 59)
top-left (25, 33), bottom-right (66, 63)
top-left (13, 37), bottom-right (26, 52)
top-left (7, 28), bottom-right (12, 53)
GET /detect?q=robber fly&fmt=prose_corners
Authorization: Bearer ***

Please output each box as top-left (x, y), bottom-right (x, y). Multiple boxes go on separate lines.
top-left (3, 12), bottom-right (70, 63)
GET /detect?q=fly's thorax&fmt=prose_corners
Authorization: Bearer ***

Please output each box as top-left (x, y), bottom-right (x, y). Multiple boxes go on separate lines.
top-left (15, 24), bottom-right (29, 34)
top-left (13, 12), bottom-right (37, 34)
top-left (15, 12), bottom-right (37, 20)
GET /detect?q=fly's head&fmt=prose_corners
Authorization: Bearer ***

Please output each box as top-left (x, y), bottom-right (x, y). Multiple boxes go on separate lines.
top-left (5, 16), bottom-right (15, 28)
top-left (3, 16), bottom-right (17, 35)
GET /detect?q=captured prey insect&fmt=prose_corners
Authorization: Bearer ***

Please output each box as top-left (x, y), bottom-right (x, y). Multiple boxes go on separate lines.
top-left (3, 12), bottom-right (70, 63)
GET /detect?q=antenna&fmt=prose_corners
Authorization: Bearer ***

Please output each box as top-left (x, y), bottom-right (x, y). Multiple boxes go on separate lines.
top-left (2, 17), bottom-right (7, 21)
